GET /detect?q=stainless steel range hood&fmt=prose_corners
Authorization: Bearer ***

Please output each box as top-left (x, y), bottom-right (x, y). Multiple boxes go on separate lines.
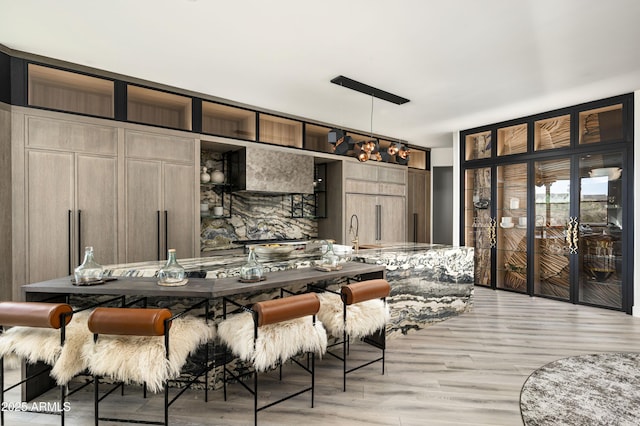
top-left (229, 146), bottom-right (314, 194)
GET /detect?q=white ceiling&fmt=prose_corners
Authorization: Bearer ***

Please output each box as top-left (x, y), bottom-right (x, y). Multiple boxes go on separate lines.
top-left (2, 0), bottom-right (640, 148)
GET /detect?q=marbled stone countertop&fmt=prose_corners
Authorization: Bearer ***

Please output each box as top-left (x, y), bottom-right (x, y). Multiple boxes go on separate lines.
top-left (102, 243), bottom-right (466, 280)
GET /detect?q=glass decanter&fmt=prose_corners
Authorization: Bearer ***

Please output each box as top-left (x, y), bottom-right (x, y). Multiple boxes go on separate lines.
top-left (74, 246), bottom-right (104, 283)
top-left (157, 249), bottom-right (187, 286)
top-left (240, 247), bottom-right (264, 282)
top-left (321, 241), bottom-right (340, 268)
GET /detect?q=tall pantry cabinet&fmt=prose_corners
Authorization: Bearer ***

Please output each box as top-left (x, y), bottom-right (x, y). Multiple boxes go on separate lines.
top-left (11, 107), bottom-right (198, 295)
top-left (13, 111), bottom-right (119, 284)
top-left (343, 162), bottom-right (407, 245)
top-left (124, 130), bottom-right (198, 263)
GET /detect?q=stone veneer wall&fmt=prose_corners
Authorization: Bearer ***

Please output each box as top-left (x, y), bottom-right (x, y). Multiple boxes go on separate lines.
top-left (200, 151), bottom-right (318, 251)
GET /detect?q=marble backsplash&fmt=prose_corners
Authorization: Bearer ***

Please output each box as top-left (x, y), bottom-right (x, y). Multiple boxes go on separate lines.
top-left (200, 150), bottom-right (318, 251)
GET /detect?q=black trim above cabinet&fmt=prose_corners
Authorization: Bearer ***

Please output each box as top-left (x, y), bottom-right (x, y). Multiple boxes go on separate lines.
top-left (9, 56), bottom-right (26, 106)
top-left (114, 80), bottom-right (127, 122)
top-left (460, 93), bottom-right (634, 314)
top-left (192, 98), bottom-right (202, 133)
top-left (0, 51), bottom-right (10, 104)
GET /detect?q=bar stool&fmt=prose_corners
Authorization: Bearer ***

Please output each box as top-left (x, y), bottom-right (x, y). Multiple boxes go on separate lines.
top-left (0, 301), bottom-right (73, 426)
top-left (85, 300), bottom-right (215, 425)
top-left (217, 292), bottom-right (327, 425)
top-left (313, 278), bottom-right (390, 391)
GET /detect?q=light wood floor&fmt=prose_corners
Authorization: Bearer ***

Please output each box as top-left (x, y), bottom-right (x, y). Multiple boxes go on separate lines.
top-left (5, 287), bottom-right (640, 425)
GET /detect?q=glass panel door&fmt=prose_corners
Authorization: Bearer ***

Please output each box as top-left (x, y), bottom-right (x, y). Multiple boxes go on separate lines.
top-left (578, 153), bottom-right (623, 309)
top-left (534, 114), bottom-right (570, 151)
top-left (464, 167), bottom-right (493, 286)
top-left (533, 158), bottom-right (571, 300)
top-left (465, 131), bottom-right (491, 160)
top-left (579, 104), bottom-right (623, 145)
top-left (497, 124), bottom-right (527, 156)
top-left (496, 163), bottom-right (527, 292)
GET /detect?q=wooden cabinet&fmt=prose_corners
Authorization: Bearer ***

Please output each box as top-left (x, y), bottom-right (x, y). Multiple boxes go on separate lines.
top-left (408, 169), bottom-right (430, 243)
top-left (124, 130), bottom-right (197, 262)
top-left (343, 162), bottom-right (407, 245)
top-left (345, 193), bottom-right (377, 246)
top-left (27, 151), bottom-right (118, 283)
top-left (378, 195), bottom-right (407, 244)
top-left (21, 114), bottom-right (118, 284)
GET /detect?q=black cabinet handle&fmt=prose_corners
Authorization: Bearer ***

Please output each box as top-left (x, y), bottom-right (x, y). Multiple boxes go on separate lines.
top-left (78, 209), bottom-right (82, 263)
top-left (68, 210), bottom-right (73, 275)
top-left (413, 213), bottom-right (418, 243)
top-left (157, 210), bottom-right (161, 261)
top-left (376, 204), bottom-right (381, 241)
top-left (164, 210), bottom-right (168, 260)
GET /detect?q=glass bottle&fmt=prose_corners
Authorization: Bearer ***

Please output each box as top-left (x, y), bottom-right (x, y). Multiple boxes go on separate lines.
top-left (157, 249), bottom-right (187, 286)
top-left (240, 247), bottom-right (264, 282)
top-left (74, 246), bottom-right (104, 283)
top-left (321, 241), bottom-right (340, 268)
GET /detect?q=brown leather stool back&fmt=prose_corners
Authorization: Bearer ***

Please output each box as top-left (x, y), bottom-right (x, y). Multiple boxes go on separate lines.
top-left (0, 301), bottom-right (73, 329)
top-left (253, 293), bottom-right (320, 327)
top-left (88, 307), bottom-right (172, 336)
top-left (341, 279), bottom-right (390, 305)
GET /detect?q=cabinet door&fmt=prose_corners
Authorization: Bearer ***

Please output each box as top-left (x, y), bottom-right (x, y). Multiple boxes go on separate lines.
top-left (345, 193), bottom-right (378, 246)
top-left (408, 170), bottom-right (430, 243)
top-left (125, 159), bottom-right (162, 263)
top-left (496, 162), bottom-right (528, 293)
top-left (26, 150), bottom-right (74, 283)
top-left (378, 195), bottom-right (406, 244)
top-left (76, 155), bottom-right (118, 265)
top-left (163, 162), bottom-right (196, 259)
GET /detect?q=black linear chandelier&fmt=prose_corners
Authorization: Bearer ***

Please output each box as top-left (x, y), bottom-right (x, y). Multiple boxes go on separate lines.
top-left (327, 76), bottom-right (410, 164)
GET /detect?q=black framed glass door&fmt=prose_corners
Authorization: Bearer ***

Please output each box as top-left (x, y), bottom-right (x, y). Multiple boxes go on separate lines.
top-left (577, 152), bottom-right (625, 309)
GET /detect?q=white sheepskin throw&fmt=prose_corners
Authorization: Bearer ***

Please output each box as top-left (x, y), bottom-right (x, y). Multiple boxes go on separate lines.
top-left (217, 312), bottom-right (327, 372)
top-left (317, 292), bottom-right (389, 339)
top-left (81, 316), bottom-right (215, 393)
top-left (0, 310), bottom-right (91, 372)
top-left (51, 310), bottom-right (94, 385)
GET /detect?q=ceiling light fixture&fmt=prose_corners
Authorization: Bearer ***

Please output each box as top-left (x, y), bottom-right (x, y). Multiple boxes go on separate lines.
top-left (330, 75), bottom-right (410, 105)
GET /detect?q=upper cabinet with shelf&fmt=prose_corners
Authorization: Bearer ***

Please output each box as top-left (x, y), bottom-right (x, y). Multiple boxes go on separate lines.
top-left (497, 123), bottom-right (527, 156)
top-left (10, 54), bottom-right (424, 167)
top-left (534, 114), bottom-right (571, 151)
top-left (579, 103), bottom-right (623, 145)
top-left (127, 85), bottom-right (192, 131)
top-left (465, 130), bottom-right (492, 160)
top-left (202, 101), bottom-right (256, 140)
top-left (305, 123), bottom-right (333, 153)
top-left (28, 64), bottom-right (115, 118)
top-left (258, 113), bottom-right (302, 148)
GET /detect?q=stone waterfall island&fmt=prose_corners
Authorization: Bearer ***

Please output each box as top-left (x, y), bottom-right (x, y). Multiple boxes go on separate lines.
top-left (100, 243), bottom-right (475, 337)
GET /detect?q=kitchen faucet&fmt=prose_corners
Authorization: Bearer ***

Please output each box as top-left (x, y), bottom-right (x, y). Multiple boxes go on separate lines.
top-left (349, 214), bottom-right (359, 253)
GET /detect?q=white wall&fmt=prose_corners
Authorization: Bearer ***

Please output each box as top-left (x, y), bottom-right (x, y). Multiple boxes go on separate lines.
top-left (431, 147), bottom-right (454, 167)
